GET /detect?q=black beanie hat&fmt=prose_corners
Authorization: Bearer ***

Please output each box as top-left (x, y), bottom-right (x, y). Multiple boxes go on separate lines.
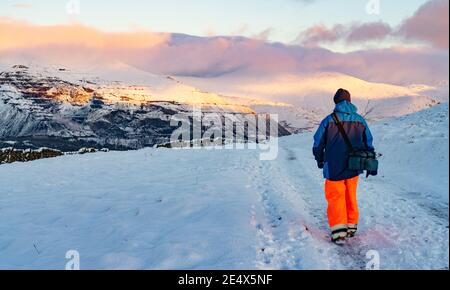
top-left (334, 88), bottom-right (351, 104)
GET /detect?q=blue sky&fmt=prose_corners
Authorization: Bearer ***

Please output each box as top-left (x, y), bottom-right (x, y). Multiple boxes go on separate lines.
top-left (1, 0), bottom-right (429, 43)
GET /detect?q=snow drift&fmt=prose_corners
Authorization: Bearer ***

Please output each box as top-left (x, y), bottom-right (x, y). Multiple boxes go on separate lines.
top-left (0, 103), bottom-right (447, 270)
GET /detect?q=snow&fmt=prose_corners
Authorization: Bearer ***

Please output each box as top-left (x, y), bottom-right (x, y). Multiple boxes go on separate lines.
top-left (1, 64), bottom-right (257, 113)
top-left (2, 64), bottom-right (442, 136)
top-left (180, 71), bottom-right (441, 103)
top-left (0, 149), bottom-right (260, 269)
top-left (0, 104), bottom-right (448, 270)
top-left (180, 72), bottom-right (441, 123)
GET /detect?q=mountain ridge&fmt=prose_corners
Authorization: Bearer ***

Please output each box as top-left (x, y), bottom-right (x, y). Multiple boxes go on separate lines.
top-left (0, 65), bottom-right (290, 151)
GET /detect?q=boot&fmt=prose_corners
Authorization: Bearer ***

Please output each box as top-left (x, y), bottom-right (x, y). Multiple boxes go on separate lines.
top-left (331, 226), bottom-right (348, 245)
top-left (347, 224), bottom-right (358, 238)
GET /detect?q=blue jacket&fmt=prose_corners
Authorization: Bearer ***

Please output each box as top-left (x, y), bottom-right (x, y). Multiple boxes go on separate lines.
top-left (313, 101), bottom-right (375, 181)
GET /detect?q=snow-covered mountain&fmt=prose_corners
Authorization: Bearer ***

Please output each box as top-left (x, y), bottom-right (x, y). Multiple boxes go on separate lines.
top-left (181, 71), bottom-right (442, 123)
top-left (177, 69), bottom-right (444, 134)
top-left (0, 103), bottom-right (447, 269)
top-left (0, 63), bottom-right (444, 151)
top-left (0, 65), bottom-right (290, 151)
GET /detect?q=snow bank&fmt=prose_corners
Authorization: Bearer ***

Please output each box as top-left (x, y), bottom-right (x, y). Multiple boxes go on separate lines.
top-left (373, 103), bottom-right (449, 202)
top-left (0, 104), bottom-right (448, 269)
top-left (0, 149), bottom-right (259, 269)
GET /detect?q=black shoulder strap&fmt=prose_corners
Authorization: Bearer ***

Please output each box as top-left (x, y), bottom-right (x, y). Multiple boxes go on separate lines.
top-left (332, 112), bottom-right (355, 152)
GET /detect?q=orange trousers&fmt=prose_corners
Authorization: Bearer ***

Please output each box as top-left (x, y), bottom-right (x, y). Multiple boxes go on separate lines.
top-left (324, 176), bottom-right (359, 230)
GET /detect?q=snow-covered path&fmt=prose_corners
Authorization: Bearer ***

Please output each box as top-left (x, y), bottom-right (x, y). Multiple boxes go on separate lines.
top-left (0, 104), bottom-right (448, 269)
top-left (252, 139), bottom-right (449, 270)
top-left (245, 104), bottom-right (449, 270)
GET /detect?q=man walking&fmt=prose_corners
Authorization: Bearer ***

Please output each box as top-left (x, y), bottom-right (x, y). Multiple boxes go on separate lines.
top-left (313, 89), bottom-right (377, 245)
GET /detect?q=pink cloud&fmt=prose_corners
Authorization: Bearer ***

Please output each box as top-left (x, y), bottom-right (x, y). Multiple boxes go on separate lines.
top-left (254, 28), bottom-right (274, 41)
top-left (0, 18), bottom-right (447, 87)
top-left (0, 17), bottom-right (169, 51)
top-left (316, 47), bottom-right (449, 85)
top-left (346, 22), bottom-right (392, 43)
top-left (296, 0), bottom-right (448, 49)
top-left (296, 22), bottom-right (391, 46)
top-left (398, 0), bottom-right (449, 49)
top-left (296, 24), bottom-right (344, 47)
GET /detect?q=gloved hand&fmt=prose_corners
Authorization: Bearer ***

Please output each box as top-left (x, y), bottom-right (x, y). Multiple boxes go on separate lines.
top-left (366, 170), bottom-right (378, 178)
top-left (317, 161), bottom-right (324, 169)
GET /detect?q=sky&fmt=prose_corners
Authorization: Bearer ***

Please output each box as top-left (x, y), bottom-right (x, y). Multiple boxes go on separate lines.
top-left (0, 0), bottom-right (448, 87)
top-left (1, 0), bottom-right (430, 45)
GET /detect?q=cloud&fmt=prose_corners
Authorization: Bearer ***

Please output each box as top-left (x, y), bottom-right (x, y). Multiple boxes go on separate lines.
top-left (0, 17), bottom-right (447, 87)
top-left (231, 24), bottom-right (250, 36)
top-left (398, 0), bottom-right (449, 49)
top-left (296, 22), bottom-right (393, 47)
top-left (346, 22), bottom-right (392, 43)
top-left (254, 28), bottom-right (275, 41)
top-left (0, 17), bottom-right (169, 51)
top-left (136, 35), bottom-right (300, 77)
top-left (109, 36), bottom-right (450, 85)
top-left (296, 0), bottom-right (448, 49)
top-left (295, 24), bottom-right (344, 47)
top-left (12, 3), bottom-right (32, 9)
top-left (315, 47), bottom-right (449, 85)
